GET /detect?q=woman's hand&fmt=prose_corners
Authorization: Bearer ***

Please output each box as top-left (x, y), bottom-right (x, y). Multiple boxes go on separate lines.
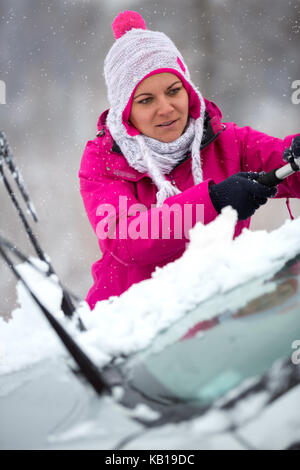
top-left (209, 172), bottom-right (277, 220)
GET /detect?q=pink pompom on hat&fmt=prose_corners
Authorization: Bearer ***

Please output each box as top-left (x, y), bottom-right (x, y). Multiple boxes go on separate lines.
top-left (103, 11), bottom-right (206, 206)
top-left (112, 10), bottom-right (146, 39)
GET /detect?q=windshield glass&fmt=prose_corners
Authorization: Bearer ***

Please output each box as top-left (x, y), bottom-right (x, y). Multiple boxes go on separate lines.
top-left (125, 257), bottom-right (300, 408)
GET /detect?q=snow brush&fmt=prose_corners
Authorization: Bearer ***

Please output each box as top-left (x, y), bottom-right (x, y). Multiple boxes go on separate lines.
top-left (0, 131), bottom-right (85, 332)
top-left (257, 135), bottom-right (300, 187)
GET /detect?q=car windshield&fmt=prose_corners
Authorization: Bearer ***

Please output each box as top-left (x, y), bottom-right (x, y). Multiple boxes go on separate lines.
top-left (123, 255), bottom-right (300, 408)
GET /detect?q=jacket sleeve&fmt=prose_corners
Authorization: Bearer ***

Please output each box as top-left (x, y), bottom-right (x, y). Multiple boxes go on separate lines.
top-left (234, 125), bottom-right (300, 199)
top-left (79, 141), bottom-right (218, 267)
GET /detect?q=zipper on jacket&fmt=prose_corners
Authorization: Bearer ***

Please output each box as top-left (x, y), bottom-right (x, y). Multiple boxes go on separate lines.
top-left (200, 124), bottom-right (226, 151)
top-left (96, 127), bottom-right (105, 137)
top-left (171, 122), bottom-right (226, 171)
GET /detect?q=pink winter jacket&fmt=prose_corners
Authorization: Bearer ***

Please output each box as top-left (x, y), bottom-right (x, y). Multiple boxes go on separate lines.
top-left (79, 98), bottom-right (300, 310)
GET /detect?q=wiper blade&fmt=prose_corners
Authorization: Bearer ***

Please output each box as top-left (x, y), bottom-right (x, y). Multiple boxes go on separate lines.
top-left (0, 233), bottom-right (82, 306)
top-left (0, 131), bottom-right (83, 330)
top-left (0, 240), bottom-right (110, 397)
top-left (0, 131), bottom-right (38, 222)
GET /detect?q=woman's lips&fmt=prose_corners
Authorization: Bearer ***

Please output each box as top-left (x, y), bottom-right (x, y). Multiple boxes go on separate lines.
top-left (157, 119), bottom-right (178, 128)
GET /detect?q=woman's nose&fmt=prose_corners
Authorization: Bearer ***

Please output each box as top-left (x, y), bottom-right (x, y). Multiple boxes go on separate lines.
top-left (156, 96), bottom-right (174, 115)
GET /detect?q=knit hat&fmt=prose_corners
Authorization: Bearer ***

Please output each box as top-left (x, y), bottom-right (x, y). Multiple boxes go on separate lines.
top-left (104, 10), bottom-right (206, 206)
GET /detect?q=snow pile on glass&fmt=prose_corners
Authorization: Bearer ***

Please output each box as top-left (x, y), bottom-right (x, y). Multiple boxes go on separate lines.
top-left (1, 207), bottom-right (300, 375)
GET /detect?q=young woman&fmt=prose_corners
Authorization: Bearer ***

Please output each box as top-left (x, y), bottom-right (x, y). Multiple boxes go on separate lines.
top-left (79, 11), bottom-right (300, 310)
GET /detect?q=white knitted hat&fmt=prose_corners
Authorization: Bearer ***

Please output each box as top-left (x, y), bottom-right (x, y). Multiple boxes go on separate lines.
top-left (104, 11), bottom-right (206, 206)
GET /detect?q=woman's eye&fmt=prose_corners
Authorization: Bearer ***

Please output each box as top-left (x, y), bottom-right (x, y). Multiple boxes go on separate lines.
top-left (137, 88), bottom-right (181, 104)
top-left (138, 97), bottom-right (152, 104)
top-left (169, 87), bottom-right (181, 95)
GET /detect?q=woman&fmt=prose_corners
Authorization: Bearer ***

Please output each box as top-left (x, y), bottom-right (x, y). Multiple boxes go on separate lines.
top-left (79, 11), bottom-right (300, 310)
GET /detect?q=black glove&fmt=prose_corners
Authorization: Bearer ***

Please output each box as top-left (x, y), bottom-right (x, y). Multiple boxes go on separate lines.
top-left (209, 172), bottom-right (277, 221)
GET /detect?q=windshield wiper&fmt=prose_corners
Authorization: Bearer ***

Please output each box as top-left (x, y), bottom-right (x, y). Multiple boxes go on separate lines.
top-left (0, 238), bottom-right (111, 397)
top-left (0, 130), bottom-right (85, 331)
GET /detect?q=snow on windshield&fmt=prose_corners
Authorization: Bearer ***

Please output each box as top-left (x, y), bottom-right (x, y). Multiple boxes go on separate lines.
top-left (1, 207), bottom-right (300, 376)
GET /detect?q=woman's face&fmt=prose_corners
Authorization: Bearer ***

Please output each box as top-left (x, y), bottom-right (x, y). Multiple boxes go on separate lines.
top-left (129, 72), bottom-right (189, 143)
